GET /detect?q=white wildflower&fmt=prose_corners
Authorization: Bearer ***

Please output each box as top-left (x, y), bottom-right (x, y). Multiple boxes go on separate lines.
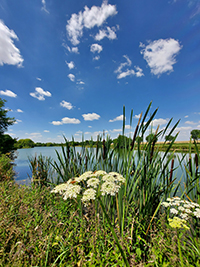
top-left (81, 188), bottom-right (96, 206)
top-left (75, 171), bottom-right (93, 182)
top-left (178, 206), bottom-right (185, 212)
top-left (167, 198), bottom-right (173, 202)
top-left (108, 172), bottom-right (126, 184)
top-left (87, 178), bottom-right (100, 188)
top-left (180, 213), bottom-right (189, 220)
top-left (161, 202), bottom-right (171, 207)
top-left (185, 209), bottom-right (193, 214)
top-left (170, 208), bottom-right (178, 215)
top-left (101, 181), bottom-right (120, 196)
top-left (51, 183), bottom-right (69, 194)
top-left (94, 170), bottom-right (107, 176)
top-left (63, 184), bottom-right (81, 200)
top-left (184, 204), bottom-right (193, 209)
top-left (102, 174), bottom-right (116, 183)
top-left (194, 208), bottom-right (200, 218)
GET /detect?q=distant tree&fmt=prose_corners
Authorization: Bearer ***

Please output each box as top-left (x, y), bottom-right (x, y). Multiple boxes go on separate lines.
top-left (191, 129), bottom-right (200, 142)
top-left (146, 133), bottom-right (158, 143)
top-left (15, 139), bottom-right (35, 149)
top-left (113, 135), bottom-right (132, 149)
top-left (136, 136), bottom-right (143, 144)
top-left (165, 135), bottom-right (174, 142)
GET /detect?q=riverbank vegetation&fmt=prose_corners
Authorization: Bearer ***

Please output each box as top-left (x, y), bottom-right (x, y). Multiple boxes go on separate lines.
top-left (0, 102), bottom-right (200, 266)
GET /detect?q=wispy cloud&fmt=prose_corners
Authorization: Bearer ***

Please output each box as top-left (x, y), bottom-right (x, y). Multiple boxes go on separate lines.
top-left (0, 89), bottom-right (17, 98)
top-left (82, 113), bottom-right (100, 121)
top-left (68, 73), bottom-right (75, 82)
top-left (66, 1), bottom-right (117, 45)
top-left (0, 20), bottom-right (24, 67)
top-left (17, 109), bottom-right (23, 113)
top-left (90, 43), bottom-right (103, 53)
top-left (51, 117), bottom-right (80, 125)
top-left (140, 38), bottom-right (182, 76)
top-left (30, 87), bottom-right (51, 101)
top-left (115, 55), bottom-right (144, 79)
top-left (185, 120), bottom-right (197, 125)
top-left (44, 130), bottom-right (49, 132)
top-left (60, 100), bottom-right (73, 110)
top-left (41, 0), bottom-right (49, 13)
top-left (109, 115), bottom-right (125, 122)
top-left (95, 26), bottom-right (117, 41)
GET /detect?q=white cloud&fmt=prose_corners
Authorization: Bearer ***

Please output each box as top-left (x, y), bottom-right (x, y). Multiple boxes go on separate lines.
top-left (93, 55), bottom-right (100, 61)
top-left (30, 87), bottom-right (51, 101)
top-left (140, 38), bottom-right (182, 76)
top-left (66, 61), bottom-right (75, 69)
top-left (41, 0), bottom-right (49, 13)
top-left (90, 43), bottom-right (103, 53)
top-left (82, 112), bottom-right (100, 121)
top-left (77, 80), bottom-right (85, 84)
top-left (17, 109), bottom-right (23, 113)
top-left (52, 117), bottom-right (80, 125)
top-left (0, 89), bottom-right (17, 98)
top-left (72, 47), bottom-right (79, 53)
top-left (115, 55), bottom-right (144, 79)
top-left (95, 26), bottom-right (117, 41)
top-left (68, 73), bottom-right (75, 82)
top-left (36, 77), bottom-right (42, 81)
top-left (134, 114), bottom-right (141, 119)
top-left (109, 115), bottom-right (125, 122)
top-left (111, 128), bottom-right (121, 132)
top-left (0, 20), bottom-right (24, 67)
top-left (151, 118), bottom-right (168, 126)
top-left (14, 119), bottom-right (22, 124)
top-left (184, 115), bottom-right (189, 118)
top-left (66, 1), bottom-right (117, 45)
top-left (44, 130), bottom-right (49, 132)
top-left (185, 120), bottom-right (196, 125)
top-left (60, 100), bottom-right (73, 110)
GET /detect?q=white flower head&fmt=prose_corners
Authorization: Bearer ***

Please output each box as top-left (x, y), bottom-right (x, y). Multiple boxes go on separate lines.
top-left (81, 188), bottom-right (96, 206)
top-left (194, 208), bottom-right (200, 218)
top-left (51, 183), bottom-right (69, 194)
top-left (101, 181), bottom-right (120, 196)
top-left (102, 174), bottom-right (116, 183)
top-left (161, 202), bottom-right (171, 207)
top-left (94, 170), bottom-right (107, 177)
top-left (63, 184), bottom-right (81, 200)
top-left (108, 172), bottom-right (126, 184)
top-left (75, 171), bottom-right (93, 182)
top-left (87, 178), bottom-right (100, 188)
top-left (170, 208), bottom-right (178, 215)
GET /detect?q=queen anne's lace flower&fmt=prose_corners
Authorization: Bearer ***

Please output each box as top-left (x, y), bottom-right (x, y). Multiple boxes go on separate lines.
top-left (94, 170), bottom-right (107, 177)
top-left (81, 188), bottom-right (96, 206)
top-left (161, 202), bottom-right (171, 207)
top-left (50, 183), bottom-right (69, 194)
top-left (101, 181), bottom-right (120, 196)
top-left (87, 178), bottom-right (100, 188)
top-left (170, 208), bottom-right (178, 215)
top-left (194, 208), bottom-right (200, 218)
top-left (75, 171), bottom-right (93, 182)
top-left (63, 184), bottom-right (81, 200)
top-left (102, 174), bottom-right (116, 183)
top-left (108, 172), bottom-right (126, 184)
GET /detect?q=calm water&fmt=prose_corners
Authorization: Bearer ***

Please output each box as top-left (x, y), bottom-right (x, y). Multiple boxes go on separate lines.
top-left (14, 146), bottom-right (193, 186)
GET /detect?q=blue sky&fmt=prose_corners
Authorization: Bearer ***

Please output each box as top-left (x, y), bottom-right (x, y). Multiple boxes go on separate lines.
top-left (0, 0), bottom-right (200, 143)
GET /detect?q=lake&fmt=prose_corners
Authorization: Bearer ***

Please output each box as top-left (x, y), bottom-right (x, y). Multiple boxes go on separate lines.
top-left (14, 146), bottom-right (193, 187)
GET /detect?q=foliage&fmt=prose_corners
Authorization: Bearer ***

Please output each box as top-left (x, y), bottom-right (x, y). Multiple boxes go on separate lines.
top-left (28, 154), bottom-right (55, 187)
top-left (191, 129), bottom-right (200, 141)
top-left (15, 138), bottom-right (35, 149)
top-left (0, 153), bottom-right (15, 182)
top-left (146, 133), bottom-right (158, 143)
top-left (0, 98), bottom-right (15, 135)
top-left (165, 134), bottom-right (175, 142)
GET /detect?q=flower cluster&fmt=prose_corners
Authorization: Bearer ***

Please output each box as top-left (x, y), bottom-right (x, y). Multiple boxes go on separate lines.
top-left (51, 170), bottom-right (126, 206)
top-left (161, 196), bottom-right (200, 229)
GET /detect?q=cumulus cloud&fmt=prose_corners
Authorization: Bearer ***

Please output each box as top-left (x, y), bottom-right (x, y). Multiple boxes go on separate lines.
top-left (30, 87), bottom-right (51, 101)
top-left (151, 118), bottom-right (168, 126)
top-left (95, 26), bottom-right (117, 41)
top-left (0, 89), bottom-right (17, 98)
top-left (77, 80), bottom-right (85, 84)
top-left (14, 119), bottom-right (22, 124)
top-left (140, 38), bottom-right (182, 76)
top-left (0, 20), bottom-right (24, 67)
top-left (93, 55), bottom-right (100, 61)
top-left (60, 100), bottom-right (73, 110)
top-left (115, 55), bottom-right (144, 79)
top-left (82, 112), bottom-right (100, 121)
top-left (51, 117), bottom-right (80, 125)
top-left (66, 60), bottom-right (75, 69)
top-left (66, 1), bottom-right (117, 45)
top-left (109, 115), bottom-right (125, 122)
top-left (44, 130), bottom-right (49, 132)
top-left (90, 43), bottom-right (103, 53)
top-left (17, 109), bottom-right (23, 113)
top-left (68, 73), bottom-right (75, 82)
top-left (185, 121), bottom-right (196, 125)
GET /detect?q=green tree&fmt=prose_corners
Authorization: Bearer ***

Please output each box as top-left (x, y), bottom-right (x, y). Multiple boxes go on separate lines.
top-left (165, 135), bottom-right (174, 142)
top-left (146, 133), bottom-right (158, 143)
top-left (191, 129), bottom-right (200, 142)
top-left (15, 139), bottom-right (35, 149)
top-left (0, 98), bottom-right (16, 155)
